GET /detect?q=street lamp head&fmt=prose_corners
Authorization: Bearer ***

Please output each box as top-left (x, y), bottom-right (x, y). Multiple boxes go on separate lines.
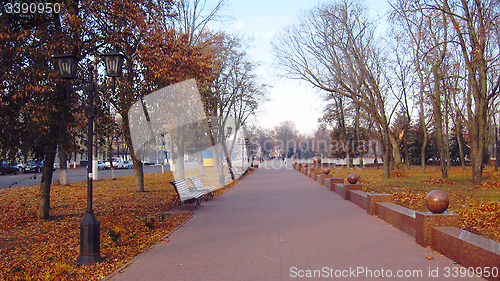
top-left (227, 126), bottom-right (233, 136)
top-left (54, 52), bottom-right (78, 80)
top-left (102, 50), bottom-right (124, 77)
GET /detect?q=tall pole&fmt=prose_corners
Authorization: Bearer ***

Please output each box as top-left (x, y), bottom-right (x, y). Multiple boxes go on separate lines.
top-left (110, 77), bottom-right (116, 179)
top-left (161, 133), bottom-right (165, 174)
top-left (76, 65), bottom-right (103, 265)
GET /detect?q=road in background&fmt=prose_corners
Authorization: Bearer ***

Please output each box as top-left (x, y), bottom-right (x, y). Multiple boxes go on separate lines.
top-left (0, 161), bottom-right (199, 189)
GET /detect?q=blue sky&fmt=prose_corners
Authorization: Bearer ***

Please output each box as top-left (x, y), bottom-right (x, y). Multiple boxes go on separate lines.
top-left (212, 0), bottom-right (391, 135)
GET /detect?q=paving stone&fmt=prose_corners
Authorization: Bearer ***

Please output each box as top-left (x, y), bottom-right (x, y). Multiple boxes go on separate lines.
top-left (107, 160), bottom-right (480, 281)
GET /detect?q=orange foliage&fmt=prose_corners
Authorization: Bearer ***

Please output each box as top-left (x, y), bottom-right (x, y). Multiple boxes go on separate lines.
top-left (0, 172), bottom-right (190, 280)
top-left (421, 177), bottom-right (454, 184)
top-left (389, 170), bottom-right (408, 178)
top-left (458, 201), bottom-right (500, 242)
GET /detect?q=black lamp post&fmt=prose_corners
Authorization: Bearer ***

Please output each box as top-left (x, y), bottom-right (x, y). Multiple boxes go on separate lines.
top-left (54, 50), bottom-right (124, 265)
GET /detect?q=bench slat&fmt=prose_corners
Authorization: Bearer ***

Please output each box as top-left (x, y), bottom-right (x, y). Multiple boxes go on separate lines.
top-left (170, 179), bottom-right (203, 203)
top-left (188, 177), bottom-right (216, 192)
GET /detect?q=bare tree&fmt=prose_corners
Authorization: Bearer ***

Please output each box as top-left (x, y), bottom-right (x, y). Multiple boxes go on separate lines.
top-left (208, 33), bottom-right (267, 173)
top-left (273, 0), bottom-right (402, 178)
top-left (390, 0), bottom-right (458, 178)
top-left (274, 121), bottom-right (299, 157)
top-left (172, 0), bottom-right (228, 46)
top-left (439, 0), bottom-right (500, 183)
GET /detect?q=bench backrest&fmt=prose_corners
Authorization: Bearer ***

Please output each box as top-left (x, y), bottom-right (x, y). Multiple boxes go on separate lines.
top-left (188, 177), bottom-right (203, 189)
top-left (170, 179), bottom-right (192, 200)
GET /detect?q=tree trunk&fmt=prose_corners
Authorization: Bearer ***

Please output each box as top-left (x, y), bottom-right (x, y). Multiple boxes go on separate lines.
top-left (169, 132), bottom-right (176, 173)
top-left (221, 139), bottom-right (234, 179)
top-left (176, 150), bottom-right (185, 179)
top-left (372, 141), bottom-right (379, 170)
top-left (59, 146), bottom-right (68, 185)
top-left (433, 66), bottom-right (448, 179)
top-left (382, 138), bottom-right (391, 179)
top-left (108, 134), bottom-right (115, 179)
top-left (496, 125), bottom-right (499, 172)
top-left (174, 125), bottom-right (186, 180)
top-left (445, 102), bottom-right (451, 169)
top-left (37, 143), bottom-right (57, 219)
top-left (388, 132), bottom-right (402, 170)
top-left (404, 123), bottom-right (410, 170)
top-left (469, 96), bottom-right (487, 184)
top-left (344, 135), bottom-right (350, 169)
top-left (354, 104), bottom-right (363, 168)
top-left (197, 151), bottom-right (205, 176)
top-left (419, 85), bottom-right (427, 173)
top-left (456, 116), bottom-right (466, 170)
top-left (122, 112), bottom-right (145, 192)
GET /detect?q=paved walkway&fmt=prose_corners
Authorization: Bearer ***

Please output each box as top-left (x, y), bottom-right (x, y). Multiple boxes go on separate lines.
top-left (108, 160), bottom-right (481, 280)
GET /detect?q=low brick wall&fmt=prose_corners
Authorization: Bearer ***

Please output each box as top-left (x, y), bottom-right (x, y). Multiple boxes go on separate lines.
top-left (376, 202), bottom-right (417, 238)
top-left (350, 191), bottom-right (394, 215)
top-left (320, 174), bottom-right (331, 185)
top-left (314, 173), bottom-right (328, 182)
top-left (349, 190), bottom-right (369, 210)
top-left (431, 226), bottom-right (500, 281)
top-left (315, 173), bottom-right (322, 181)
top-left (300, 168), bottom-right (500, 275)
top-left (415, 212), bottom-right (459, 247)
top-left (366, 193), bottom-right (393, 215)
top-left (334, 183), bottom-right (362, 200)
top-left (324, 178), bottom-right (344, 191)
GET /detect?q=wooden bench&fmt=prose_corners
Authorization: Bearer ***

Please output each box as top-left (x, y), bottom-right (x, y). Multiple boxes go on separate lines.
top-left (188, 176), bottom-right (216, 199)
top-left (229, 167), bottom-right (243, 180)
top-left (170, 179), bottom-right (204, 209)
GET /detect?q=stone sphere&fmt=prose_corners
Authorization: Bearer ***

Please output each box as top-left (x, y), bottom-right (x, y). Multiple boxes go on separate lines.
top-left (313, 156), bottom-right (321, 164)
top-left (347, 173), bottom-right (359, 184)
top-left (323, 167), bottom-right (330, 175)
top-left (310, 164), bottom-right (316, 170)
top-left (425, 190), bottom-right (449, 213)
top-left (304, 163), bottom-right (308, 168)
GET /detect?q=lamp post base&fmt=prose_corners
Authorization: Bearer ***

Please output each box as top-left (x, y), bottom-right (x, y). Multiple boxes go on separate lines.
top-left (76, 212), bottom-right (103, 265)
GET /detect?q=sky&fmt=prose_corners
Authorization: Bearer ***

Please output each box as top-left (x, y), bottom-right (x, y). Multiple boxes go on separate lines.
top-left (211, 0), bottom-right (391, 135)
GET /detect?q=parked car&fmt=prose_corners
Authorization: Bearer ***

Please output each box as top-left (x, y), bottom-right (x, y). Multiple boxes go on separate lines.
top-left (123, 160), bottom-right (133, 169)
top-left (23, 161), bottom-right (44, 173)
top-left (16, 162), bottom-right (26, 170)
top-left (22, 161), bottom-right (57, 173)
top-left (1, 161), bottom-right (19, 175)
top-left (105, 158), bottom-right (125, 169)
top-left (97, 160), bottom-right (106, 170)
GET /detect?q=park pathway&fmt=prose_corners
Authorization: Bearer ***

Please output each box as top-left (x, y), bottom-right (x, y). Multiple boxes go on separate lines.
top-left (107, 160), bottom-right (481, 280)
